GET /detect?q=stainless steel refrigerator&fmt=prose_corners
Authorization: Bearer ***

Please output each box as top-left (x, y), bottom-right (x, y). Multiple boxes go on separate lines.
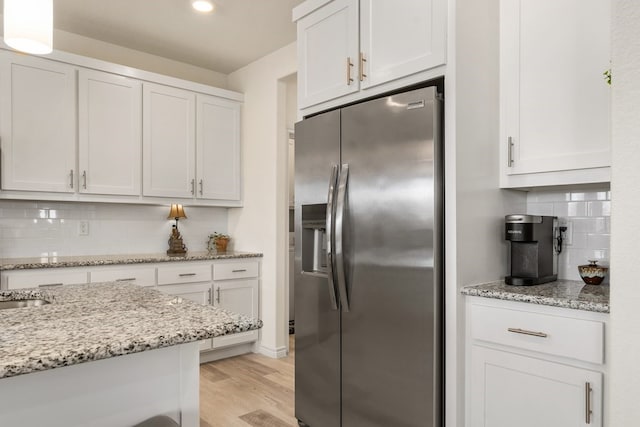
top-left (294, 86), bottom-right (443, 427)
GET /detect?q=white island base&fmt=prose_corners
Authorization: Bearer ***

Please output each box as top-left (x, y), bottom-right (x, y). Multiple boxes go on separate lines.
top-left (0, 342), bottom-right (200, 427)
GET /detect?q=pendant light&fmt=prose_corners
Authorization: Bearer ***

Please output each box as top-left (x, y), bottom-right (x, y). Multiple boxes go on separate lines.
top-left (3, 0), bottom-right (53, 55)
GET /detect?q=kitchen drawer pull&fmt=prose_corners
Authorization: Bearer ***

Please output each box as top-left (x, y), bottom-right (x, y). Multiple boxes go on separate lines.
top-left (585, 382), bottom-right (592, 424)
top-left (178, 273), bottom-right (197, 277)
top-left (191, 179), bottom-right (195, 195)
top-left (507, 327), bottom-right (548, 338)
top-left (231, 269), bottom-right (247, 273)
top-left (69, 170), bottom-right (74, 188)
top-left (216, 287), bottom-right (221, 304)
top-left (115, 277), bottom-right (136, 282)
top-left (346, 57), bottom-right (354, 85)
top-left (39, 283), bottom-right (63, 288)
top-left (82, 170), bottom-right (87, 189)
top-left (199, 179), bottom-right (203, 195)
top-left (507, 136), bottom-right (514, 167)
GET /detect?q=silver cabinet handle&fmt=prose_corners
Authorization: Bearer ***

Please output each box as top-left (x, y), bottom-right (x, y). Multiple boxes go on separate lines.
top-left (39, 283), bottom-right (63, 288)
top-left (507, 136), bottom-right (514, 167)
top-left (359, 52), bottom-right (367, 81)
top-left (191, 179), bottom-right (195, 195)
top-left (208, 288), bottom-right (212, 304)
top-left (335, 164), bottom-right (349, 312)
top-left (69, 170), bottom-right (74, 188)
top-left (216, 287), bottom-right (221, 304)
top-left (346, 57), bottom-right (354, 85)
top-left (507, 327), bottom-right (548, 338)
top-left (199, 179), bottom-right (203, 195)
top-left (231, 269), bottom-right (247, 273)
top-left (585, 382), bottom-right (592, 424)
top-left (82, 170), bottom-right (87, 189)
top-left (179, 273), bottom-right (197, 277)
top-left (115, 277), bottom-right (136, 282)
top-left (325, 165), bottom-right (339, 311)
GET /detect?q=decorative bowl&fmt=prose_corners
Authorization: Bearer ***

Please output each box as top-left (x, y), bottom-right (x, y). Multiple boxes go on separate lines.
top-left (578, 260), bottom-right (608, 285)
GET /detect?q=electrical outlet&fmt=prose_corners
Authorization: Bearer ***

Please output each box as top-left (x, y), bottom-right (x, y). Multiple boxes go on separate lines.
top-left (78, 221), bottom-right (89, 236)
top-left (559, 219), bottom-right (573, 245)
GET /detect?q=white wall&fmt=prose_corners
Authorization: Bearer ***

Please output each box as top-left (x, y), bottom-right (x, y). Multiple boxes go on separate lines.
top-left (227, 42), bottom-right (297, 357)
top-left (452, 0), bottom-right (527, 424)
top-left (0, 200), bottom-right (228, 258)
top-left (609, 0), bottom-right (640, 424)
top-left (0, 16), bottom-right (228, 88)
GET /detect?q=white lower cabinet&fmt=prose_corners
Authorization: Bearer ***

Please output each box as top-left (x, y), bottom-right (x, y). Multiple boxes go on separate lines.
top-left (466, 297), bottom-right (606, 427)
top-left (470, 346), bottom-right (602, 427)
top-left (159, 282), bottom-right (214, 352)
top-left (211, 279), bottom-right (260, 349)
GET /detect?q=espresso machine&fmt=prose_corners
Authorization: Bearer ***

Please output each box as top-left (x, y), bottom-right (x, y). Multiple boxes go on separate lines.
top-left (505, 214), bottom-right (559, 286)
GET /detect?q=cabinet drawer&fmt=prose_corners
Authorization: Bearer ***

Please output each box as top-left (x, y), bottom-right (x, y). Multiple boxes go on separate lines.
top-left (90, 266), bottom-right (156, 287)
top-left (470, 303), bottom-right (604, 364)
top-left (157, 263), bottom-right (212, 285)
top-left (5, 269), bottom-right (89, 290)
top-left (213, 261), bottom-right (259, 280)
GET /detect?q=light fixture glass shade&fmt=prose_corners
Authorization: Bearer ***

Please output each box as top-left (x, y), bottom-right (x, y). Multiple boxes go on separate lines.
top-left (3, 0), bottom-right (53, 55)
top-left (192, 0), bottom-right (214, 13)
top-left (168, 204), bottom-right (187, 220)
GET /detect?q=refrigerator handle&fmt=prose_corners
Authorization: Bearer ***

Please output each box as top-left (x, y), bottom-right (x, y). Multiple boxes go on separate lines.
top-left (335, 164), bottom-right (350, 312)
top-left (325, 165), bottom-right (339, 311)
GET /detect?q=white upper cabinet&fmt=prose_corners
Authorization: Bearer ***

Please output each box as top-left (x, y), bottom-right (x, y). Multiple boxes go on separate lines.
top-left (360, 0), bottom-right (446, 90)
top-left (297, 0), bottom-right (360, 109)
top-left (295, 0), bottom-right (447, 110)
top-left (143, 82), bottom-right (196, 198)
top-left (78, 69), bottom-right (142, 196)
top-left (196, 95), bottom-right (241, 201)
top-left (0, 52), bottom-right (76, 193)
top-left (500, 0), bottom-right (611, 188)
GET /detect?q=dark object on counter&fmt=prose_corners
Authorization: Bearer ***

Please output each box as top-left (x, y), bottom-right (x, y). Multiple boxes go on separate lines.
top-left (578, 260), bottom-right (608, 285)
top-left (167, 204), bottom-right (187, 257)
top-left (505, 214), bottom-right (559, 286)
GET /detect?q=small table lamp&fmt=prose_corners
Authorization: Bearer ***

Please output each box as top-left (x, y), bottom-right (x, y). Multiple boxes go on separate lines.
top-left (167, 204), bottom-right (187, 256)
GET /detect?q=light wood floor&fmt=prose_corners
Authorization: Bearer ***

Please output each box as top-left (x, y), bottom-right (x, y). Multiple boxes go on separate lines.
top-left (200, 336), bottom-right (296, 427)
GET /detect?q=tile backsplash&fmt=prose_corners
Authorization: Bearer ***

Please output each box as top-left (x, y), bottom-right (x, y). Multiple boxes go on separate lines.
top-left (0, 201), bottom-right (228, 258)
top-left (526, 188), bottom-right (611, 282)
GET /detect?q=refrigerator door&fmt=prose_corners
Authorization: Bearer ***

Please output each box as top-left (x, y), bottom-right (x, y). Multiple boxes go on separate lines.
top-left (339, 87), bottom-right (442, 427)
top-left (294, 110), bottom-right (342, 427)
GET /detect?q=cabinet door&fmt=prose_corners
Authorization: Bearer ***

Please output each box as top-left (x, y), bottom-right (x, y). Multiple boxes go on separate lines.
top-left (212, 279), bottom-right (259, 349)
top-left (159, 282), bottom-right (213, 351)
top-left (360, 0), bottom-right (446, 89)
top-left (78, 69), bottom-right (142, 195)
top-left (0, 52), bottom-right (76, 192)
top-left (143, 83), bottom-right (195, 198)
top-left (196, 95), bottom-right (241, 201)
top-left (297, 0), bottom-right (359, 108)
top-left (469, 346), bottom-right (602, 427)
top-left (501, 0), bottom-right (611, 177)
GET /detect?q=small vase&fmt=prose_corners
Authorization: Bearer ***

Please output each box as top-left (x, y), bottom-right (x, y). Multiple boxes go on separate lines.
top-left (215, 238), bottom-right (229, 253)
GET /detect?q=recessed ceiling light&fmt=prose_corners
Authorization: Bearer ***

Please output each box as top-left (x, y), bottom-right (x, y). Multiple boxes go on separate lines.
top-left (192, 0), bottom-right (214, 13)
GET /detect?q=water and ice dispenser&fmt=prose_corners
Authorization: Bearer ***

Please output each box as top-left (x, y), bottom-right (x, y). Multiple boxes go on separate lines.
top-left (301, 204), bottom-right (328, 274)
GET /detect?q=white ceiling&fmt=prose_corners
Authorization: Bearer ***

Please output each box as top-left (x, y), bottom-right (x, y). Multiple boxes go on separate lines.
top-left (21, 0), bottom-right (302, 74)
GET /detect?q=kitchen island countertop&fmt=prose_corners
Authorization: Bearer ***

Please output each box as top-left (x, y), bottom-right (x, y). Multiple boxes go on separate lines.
top-left (0, 251), bottom-right (262, 271)
top-left (461, 279), bottom-right (609, 313)
top-left (0, 282), bottom-right (262, 379)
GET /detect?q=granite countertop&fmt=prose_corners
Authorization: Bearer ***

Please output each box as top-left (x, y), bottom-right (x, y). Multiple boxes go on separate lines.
top-left (461, 280), bottom-right (610, 313)
top-left (0, 251), bottom-right (263, 271)
top-left (0, 282), bottom-right (262, 379)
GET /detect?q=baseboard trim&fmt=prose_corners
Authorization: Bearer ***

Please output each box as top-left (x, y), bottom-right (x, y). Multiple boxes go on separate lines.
top-left (258, 344), bottom-right (288, 359)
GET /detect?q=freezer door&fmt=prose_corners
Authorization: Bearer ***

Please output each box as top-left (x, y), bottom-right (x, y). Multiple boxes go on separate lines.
top-left (339, 87), bottom-right (442, 427)
top-left (294, 110), bottom-right (342, 427)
